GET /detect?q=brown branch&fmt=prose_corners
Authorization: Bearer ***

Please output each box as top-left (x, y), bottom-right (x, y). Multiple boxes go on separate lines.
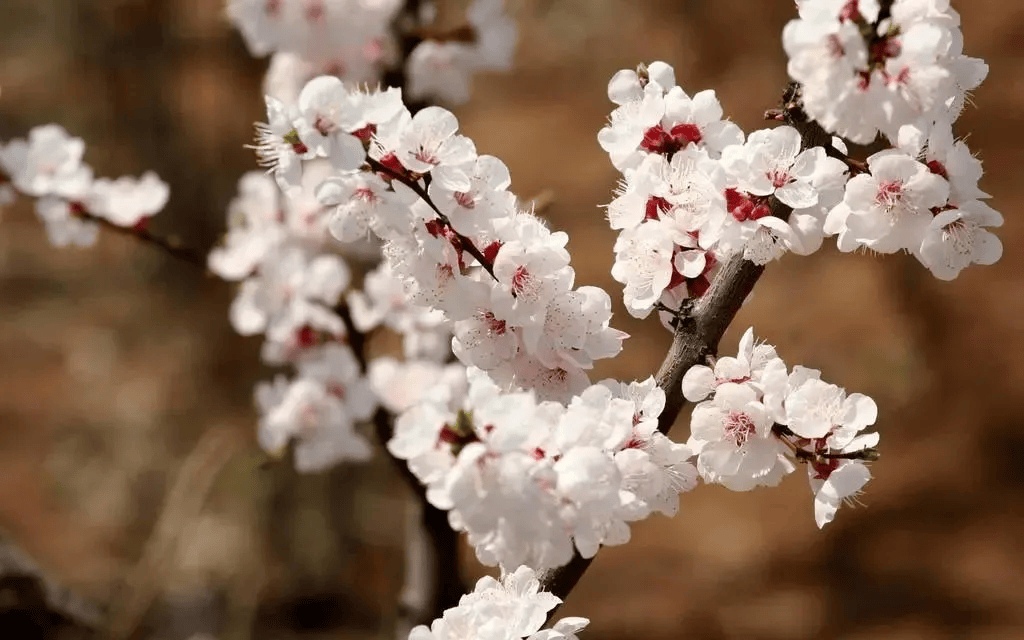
top-left (72, 207), bottom-right (207, 269)
top-left (341, 299), bottom-right (466, 627)
top-left (539, 82), bottom-right (836, 618)
top-left (365, 156), bottom-right (499, 281)
top-left (381, 0), bottom-right (428, 112)
top-left (371, 407), bottom-right (464, 631)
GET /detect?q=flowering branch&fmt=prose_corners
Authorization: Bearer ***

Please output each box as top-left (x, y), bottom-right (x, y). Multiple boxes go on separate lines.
top-left (539, 81), bottom-right (835, 616)
top-left (365, 155), bottom-right (499, 280)
top-left (4, 2), bottom-right (998, 639)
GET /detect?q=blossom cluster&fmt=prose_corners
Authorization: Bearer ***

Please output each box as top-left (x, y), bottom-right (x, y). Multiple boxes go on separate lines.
top-left (228, 0), bottom-right (402, 89)
top-left (787, 0), bottom-right (1001, 279)
top-left (683, 328), bottom-right (880, 528)
top-left (208, 163), bottom-right (384, 470)
top-left (229, 0), bottom-right (516, 106)
top-left (211, 0), bottom-right (518, 469)
top-left (601, 50), bottom-right (1000, 322)
top-left (409, 565), bottom-right (588, 640)
top-left (0, 124), bottom-right (169, 246)
top-left (785, 0), bottom-right (988, 143)
top-left (405, 0), bottom-right (517, 106)
top-left (8, 0), bottom-right (987, 632)
top-left (383, 362), bottom-right (696, 570)
top-left (250, 72), bottom-right (629, 401)
top-left (599, 61), bottom-right (848, 320)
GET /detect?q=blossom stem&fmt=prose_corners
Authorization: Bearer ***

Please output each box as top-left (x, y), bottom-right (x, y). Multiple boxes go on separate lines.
top-left (824, 143), bottom-right (869, 175)
top-left (335, 259), bottom-right (466, 629)
top-left (373, 408), bottom-right (466, 627)
top-left (771, 424), bottom-right (879, 464)
top-left (372, 9), bottom-right (478, 628)
top-left (365, 156), bottom-right (500, 280)
top-left (878, 0), bottom-right (896, 22)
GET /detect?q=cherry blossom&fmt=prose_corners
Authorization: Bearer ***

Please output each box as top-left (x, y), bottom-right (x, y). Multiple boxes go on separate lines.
top-left (0, 124), bottom-right (90, 198)
top-left (784, 0), bottom-right (987, 143)
top-left (688, 382), bottom-right (789, 491)
top-left (917, 200), bottom-right (1003, 280)
top-left (406, 0), bottom-right (517, 106)
top-left (825, 150), bottom-right (949, 254)
top-left (255, 368), bottom-right (373, 473)
top-left (408, 565), bottom-right (587, 640)
top-left (86, 171), bottom-right (169, 228)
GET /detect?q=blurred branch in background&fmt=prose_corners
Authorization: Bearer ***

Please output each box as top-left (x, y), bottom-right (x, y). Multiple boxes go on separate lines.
top-left (0, 535), bottom-right (103, 640)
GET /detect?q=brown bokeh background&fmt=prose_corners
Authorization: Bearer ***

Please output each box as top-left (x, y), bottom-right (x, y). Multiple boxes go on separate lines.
top-left (1, 0), bottom-right (1022, 638)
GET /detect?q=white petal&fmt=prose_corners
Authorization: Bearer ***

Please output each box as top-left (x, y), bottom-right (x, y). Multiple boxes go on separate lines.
top-left (842, 393), bottom-right (878, 430)
top-left (674, 249), bottom-right (706, 278)
top-left (682, 365), bottom-right (716, 401)
top-left (776, 180), bottom-right (818, 209)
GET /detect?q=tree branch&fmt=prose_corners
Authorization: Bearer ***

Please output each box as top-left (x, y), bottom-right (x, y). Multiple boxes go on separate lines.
top-left (338, 302), bottom-right (465, 632)
top-left (72, 205), bottom-right (208, 269)
top-left (539, 82), bottom-right (835, 618)
top-left (364, 156), bottom-right (500, 281)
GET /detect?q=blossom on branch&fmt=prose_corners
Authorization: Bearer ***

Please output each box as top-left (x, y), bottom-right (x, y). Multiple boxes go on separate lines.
top-left (408, 565), bottom-right (588, 640)
top-left (683, 328), bottom-right (881, 527)
top-left (0, 124), bottom-right (170, 246)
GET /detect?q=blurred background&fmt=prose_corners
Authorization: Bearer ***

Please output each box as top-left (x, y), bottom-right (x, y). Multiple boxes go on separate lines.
top-left (1, 0), bottom-right (1022, 638)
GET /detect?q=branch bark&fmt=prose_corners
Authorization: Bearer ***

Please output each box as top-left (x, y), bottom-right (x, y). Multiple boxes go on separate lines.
top-left (73, 208), bottom-right (208, 269)
top-left (540, 82), bottom-right (834, 618)
top-left (374, 408), bottom-right (465, 635)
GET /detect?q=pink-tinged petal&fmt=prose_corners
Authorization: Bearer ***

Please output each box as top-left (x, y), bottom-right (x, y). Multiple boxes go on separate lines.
top-left (690, 403), bottom-right (726, 441)
top-left (789, 147), bottom-right (820, 179)
top-left (553, 617), bottom-right (590, 634)
top-left (841, 174), bottom-right (877, 210)
top-left (790, 414), bottom-right (833, 439)
top-left (698, 443), bottom-right (744, 480)
top-left (713, 356), bottom-right (747, 382)
top-left (813, 493), bottom-right (839, 529)
top-left (824, 202), bottom-right (852, 236)
top-left (432, 164), bottom-right (473, 192)
top-left (715, 382), bottom-right (757, 409)
top-left (328, 133), bottom-right (366, 172)
top-left (415, 105), bottom-right (460, 139)
top-left (737, 327), bottom-right (755, 362)
top-left (842, 432), bottom-right (880, 452)
top-left (770, 125), bottom-right (802, 163)
top-left (690, 89), bottom-right (724, 124)
top-left (647, 61), bottom-right (676, 89)
top-left (821, 461), bottom-right (871, 501)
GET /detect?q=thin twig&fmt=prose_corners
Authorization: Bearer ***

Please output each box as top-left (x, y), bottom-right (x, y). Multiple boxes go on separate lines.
top-left (365, 156), bottom-right (499, 281)
top-left (338, 301), bottom-right (464, 631)
top-left (370, 4), bottom-right (471, 630)
top-left (72, 207), bottom-right (207, 269)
